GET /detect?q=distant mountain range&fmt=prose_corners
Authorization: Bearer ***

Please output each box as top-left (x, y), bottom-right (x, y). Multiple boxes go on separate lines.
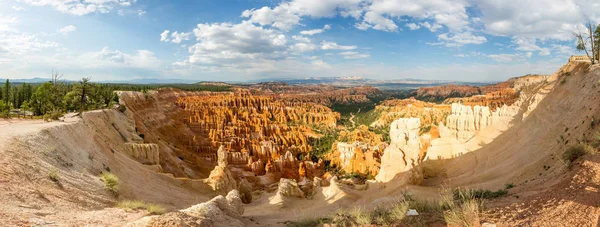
top-left (0, 76), bottom-right (494, 90)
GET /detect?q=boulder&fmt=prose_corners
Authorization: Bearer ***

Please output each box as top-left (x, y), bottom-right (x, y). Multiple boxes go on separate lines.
top-left (127, 190), bottom-right (245, 227)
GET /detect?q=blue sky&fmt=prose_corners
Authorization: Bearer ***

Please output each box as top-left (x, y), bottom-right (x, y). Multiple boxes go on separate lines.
top-left (0, 0), bottom-right (598, 82)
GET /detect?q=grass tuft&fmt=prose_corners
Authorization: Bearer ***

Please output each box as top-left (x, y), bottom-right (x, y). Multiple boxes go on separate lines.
top-left (48, 169), bottom-right (59, 182)
top-left (101, 172), bottom-right (119, 193)
top-left (562, 144), bottom-right (586, 166)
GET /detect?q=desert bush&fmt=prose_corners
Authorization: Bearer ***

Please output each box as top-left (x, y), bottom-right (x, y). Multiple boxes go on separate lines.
top-left (505, 183), bottom-right (515, 189)
top-left (101, 172), bottom-right (119, 193)
top-left (43, 110), bottom-right (63, 121)
top-left (562, 144), bottom-right (586, 165)
top-left (117, 200), bottom-right (166, 215)
top-left (454, 188), bottom-right (507, 200)
top-left (442, 189), bottom-right (483, 227)
top-left (48, 169), bottom-right (59, 182)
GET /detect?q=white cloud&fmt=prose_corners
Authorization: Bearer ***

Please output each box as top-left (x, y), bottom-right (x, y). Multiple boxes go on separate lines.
top-left (487, 53), bottom-right (531, 63)
top-left (361, 0), bottom-right (470, 32)
top-left (241, 0), bottom-right (363, 30)
top-left (138, 10), bottom-right (146, 16)
top-left (0, 15), bottom-right (18, 33)
top-left (406, 23), bottom-right (420, 30)
top-left (512, 37), bottom-right (551, 56)
top-left (340, 51), bottom-right (370, 59)
top-left (300, 24), bottom-right (331, 35)
top-left (0, 33), bottom-right (59, 55)
top-left (12, 6), bottom-right (24, 11)
top-left (20, 0), bottom-right (137, 16)
top-left (83, 47), bottom-right (162, 69)
top-left (438, 32), bottom-right (487, 46)
top-left (58, 25), bottom-right (76, 35)
top-left (357, 11), bottom-right (398, 32)
top-left (183, 21), bottom-right (287, 66)
top-left (551, 44), bottom-right (573, 56)
top-left (290, 35), bottom-right (317, 53)
top-left (160, 30), bottom-right (170, 42)
top-left (321, 41), bottom-right (357, 50)
top-left (292, 35), bottom-right (311, 43)
top-left (290, 43), bottom-right (317, 53)
top-left (170, 31), bottom-right (191, 44)
top-left (420, 22), bottom-right (443, 32)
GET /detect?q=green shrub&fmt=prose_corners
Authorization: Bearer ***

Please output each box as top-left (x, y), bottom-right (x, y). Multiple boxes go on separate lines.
top-left (48, 169), bottom-right (59, 182)
top-left (118, 105), bottom-right (127, 113)
top-left (453, 188), bottom-right (507, 200)
top-left (101, 172), bottom-right (119, 193)
top-left (562, 144), bottom-right (586, 165)
top-left (505, 183), bottom-right (515, 189)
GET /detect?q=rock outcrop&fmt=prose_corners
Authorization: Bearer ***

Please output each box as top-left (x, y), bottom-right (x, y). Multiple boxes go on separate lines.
top-left (206, 146), bottom-right (237, 192)
top-left (127, 190), bottom-right (245, 227)
top-left (439, 103), bottom-right (519, 143)
top-left (328, 125), bottom-right (387, 176)
top-left (124, 143), bottom-right (160, 165)
top-left (238, 179), bottom-right (253, 204)
top-left (376, 118), bottom-right (422, 184)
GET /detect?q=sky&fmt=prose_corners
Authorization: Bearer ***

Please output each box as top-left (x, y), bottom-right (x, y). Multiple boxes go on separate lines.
top-left (0, 0), bottom-right (599, 82)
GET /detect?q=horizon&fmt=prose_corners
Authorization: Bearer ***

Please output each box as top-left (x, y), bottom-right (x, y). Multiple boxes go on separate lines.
top-left (0, 0), bottom-right (597, 82)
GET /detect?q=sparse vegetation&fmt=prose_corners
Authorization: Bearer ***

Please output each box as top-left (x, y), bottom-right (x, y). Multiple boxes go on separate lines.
top-left (454, 188), bottom-right (508, 200)
top-left (286, 189), bottom-right (486, 227)
top-left (442, 189), bottom-right (483, 227)
top-left (562, 144), bottom-right (586, 166)
top-left (48, 169), bottom-right (59, 182)
top-left (118, 104), bottom-right (127, 113)
top-left (116, 200), bottom-right (166, 215)
top-left (101, 172), bottom-right (119, 193)
top-left (505, 183), bottom-right (515, 189)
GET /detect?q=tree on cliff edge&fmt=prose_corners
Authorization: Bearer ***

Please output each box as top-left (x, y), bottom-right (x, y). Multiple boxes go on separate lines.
top-left (574, 22), bottom-right (599, 64)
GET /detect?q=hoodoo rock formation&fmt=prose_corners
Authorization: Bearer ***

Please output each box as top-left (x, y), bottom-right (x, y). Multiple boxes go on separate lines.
top-left (329, 125), bottom-right (387, 176)
top-left (206, 146), bottom-right (237, 192)
top-left (177, 91), bottom-right (338, 180)
top-left (376, 118), bottom-right (422, 184)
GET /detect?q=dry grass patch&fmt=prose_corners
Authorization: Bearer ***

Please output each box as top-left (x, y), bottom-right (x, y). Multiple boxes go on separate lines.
top-left (101, 172), bottom-right (119, 193)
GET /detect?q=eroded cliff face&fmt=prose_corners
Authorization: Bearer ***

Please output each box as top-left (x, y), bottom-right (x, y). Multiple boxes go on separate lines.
top-left (439, 103), bottom-right (519, 143)
top-left (375, 118), bottom-right (422, 184)
top-left (373, 74), bottom-right (550, 184)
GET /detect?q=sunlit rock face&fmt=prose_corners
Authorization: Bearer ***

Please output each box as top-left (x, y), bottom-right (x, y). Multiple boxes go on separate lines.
top-left (376, 118), bottom-right (422, 184)
top-left (328, 125), bottom-right (387, 176)
top-left (206, 146), bottom-right (237, 193)
top-left (124, 143), bottom-right (160, 165)
top-left (439, 103), bottom-right (519, 143)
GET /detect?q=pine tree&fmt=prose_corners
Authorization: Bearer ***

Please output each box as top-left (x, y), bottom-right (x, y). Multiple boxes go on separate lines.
top-left (3, 79), bottom-right (10, 104)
